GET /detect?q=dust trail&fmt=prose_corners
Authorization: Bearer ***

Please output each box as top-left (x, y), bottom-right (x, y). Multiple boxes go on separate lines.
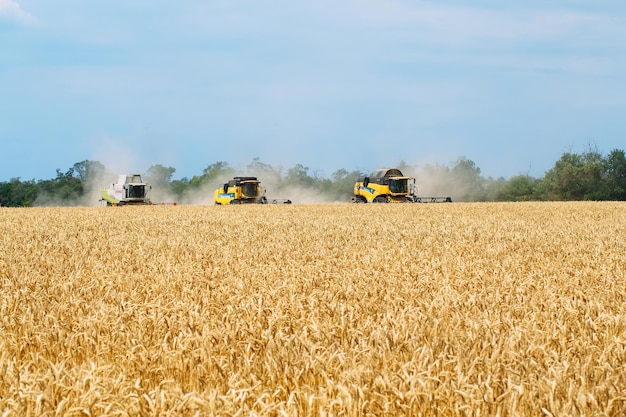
top-left (401, 160), bottom-right (478, 201)
top-left (178, 174), bottom-right (232, 206)
top-left (177, 162), bottom-right (340, 205)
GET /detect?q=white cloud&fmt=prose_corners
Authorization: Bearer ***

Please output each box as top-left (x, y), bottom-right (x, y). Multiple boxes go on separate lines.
top-left (0, 0), bottom-right (36, 25)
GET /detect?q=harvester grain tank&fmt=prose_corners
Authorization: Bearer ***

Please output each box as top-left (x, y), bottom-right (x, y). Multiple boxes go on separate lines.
top-left (101, 174), bottom-right (152, 206)
top-left (214, 176), bottom-right (291, 204)
top-left (353, 168), bottom-right (452, 203)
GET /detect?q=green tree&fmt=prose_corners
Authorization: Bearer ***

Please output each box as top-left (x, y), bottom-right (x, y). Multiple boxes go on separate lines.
top-left (580, 146), bottom-right (604, 200)
top-left (145, 164), bottom-right (176, 189)
top-left (170, 177), bottom-right (190, 200)
top-left (284, 164), bottom-right (317, 188)
top-left (144, 164), bottom-right (177, 202)
top-left (484, 177), bottom-right (507, 201)
top-left (540, 152), bottom-right (581, 200)
top-left (202, 161), bottom-right (234, 183)
top-left (496, 175), bottom-right (540, 201)
top-left (329, 168), bottom-right (367, 201)
top-left (36, 168), bottom-right (83, 205)
top-left (72, 160), bottom-right (106, 183)
top-left (180, 161), bottom-right (235, 194)
top-left (603, 149), bottom-right (626, 200)
top-left (0, 178), bottom-right (38, 207)
top-left (540, 148), bottom-right (610, 201)
top-left (450, 157), bottom-right (487, 201)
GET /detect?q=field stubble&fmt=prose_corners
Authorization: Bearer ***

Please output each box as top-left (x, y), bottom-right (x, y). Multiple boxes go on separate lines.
top-left (0, 202), bottom-right (625, 416)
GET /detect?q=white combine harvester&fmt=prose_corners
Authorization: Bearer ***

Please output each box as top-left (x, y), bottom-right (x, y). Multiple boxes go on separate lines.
top-left (100, 174), bottom-right (152, 206)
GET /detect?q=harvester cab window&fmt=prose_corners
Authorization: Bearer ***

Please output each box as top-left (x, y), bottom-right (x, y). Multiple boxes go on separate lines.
top-left (390, 179), bottom-right (408, 194)
top-left (128, 185), bottom-right (145, 198)
top-left (242, 183), bottom-right (258, 197)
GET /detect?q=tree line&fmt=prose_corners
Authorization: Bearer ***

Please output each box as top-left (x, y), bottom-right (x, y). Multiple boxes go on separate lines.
top-left (1, 147), bottom-right (625, 207)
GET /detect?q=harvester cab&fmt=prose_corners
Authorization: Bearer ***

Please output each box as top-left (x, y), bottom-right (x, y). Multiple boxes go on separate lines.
top-left (353, 168), bottom-right (452, 203)
top-left (214, 177), bottom-right (268, 205)
top-left (101, 174), bottom-right (152, 206)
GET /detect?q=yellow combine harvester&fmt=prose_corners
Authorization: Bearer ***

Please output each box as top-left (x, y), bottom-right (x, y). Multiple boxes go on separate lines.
top-left (214, 176), bottom-right (292, 205)
top-left (353, 168), bottom-right (452, 203)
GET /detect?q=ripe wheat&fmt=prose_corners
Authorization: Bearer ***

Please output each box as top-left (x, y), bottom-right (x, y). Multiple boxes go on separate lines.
top-left (0, 202), bottom-right (625, 416)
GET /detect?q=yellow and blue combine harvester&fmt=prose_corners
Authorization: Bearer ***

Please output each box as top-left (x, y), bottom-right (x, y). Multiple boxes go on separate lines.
top-left (214, 176), bottom-right (292, 205)
top-left (353, 168), bottom-right (452, 203)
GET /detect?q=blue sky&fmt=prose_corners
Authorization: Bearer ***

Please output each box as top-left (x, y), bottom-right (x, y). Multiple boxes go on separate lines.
top-left (1, 0), bottom-right (625, 182)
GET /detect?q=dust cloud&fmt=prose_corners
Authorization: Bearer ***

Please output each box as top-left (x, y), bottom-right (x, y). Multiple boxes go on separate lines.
top-left (176, 169), bottom-right (336, 205)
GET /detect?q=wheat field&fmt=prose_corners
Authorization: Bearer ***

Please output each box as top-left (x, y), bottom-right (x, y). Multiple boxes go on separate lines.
top-left (0, 202), bottom-right (625, 416)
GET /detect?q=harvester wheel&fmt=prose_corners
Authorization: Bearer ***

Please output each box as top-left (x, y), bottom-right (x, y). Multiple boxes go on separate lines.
top-left (230, 199), bottom-right (240, 205)
top-left (373, 196), bottom-right (388, 203)
top-left (354, 196), bottom-right (367, 204)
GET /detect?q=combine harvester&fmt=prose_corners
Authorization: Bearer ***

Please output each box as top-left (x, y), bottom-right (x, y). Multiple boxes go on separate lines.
top-left (353, 168), bottom-right (452, 203)
top-left (214, 176), bottom-right (291, 204)
top-left (100, 174), bottom-right (176, 206)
